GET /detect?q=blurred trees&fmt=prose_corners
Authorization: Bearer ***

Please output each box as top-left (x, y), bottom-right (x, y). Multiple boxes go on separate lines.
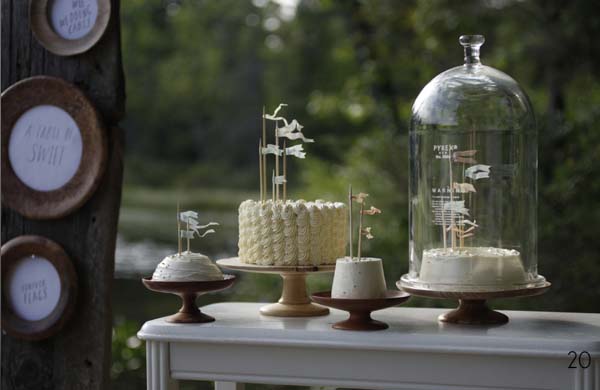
top-left (121, 0), bottom-right (600, 311)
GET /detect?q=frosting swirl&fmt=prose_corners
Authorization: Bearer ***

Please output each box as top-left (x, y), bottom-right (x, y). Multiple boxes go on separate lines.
top-left (282, 203), bottom-right (297, 265)
top-left (271, 202), bottom-right (285, 264)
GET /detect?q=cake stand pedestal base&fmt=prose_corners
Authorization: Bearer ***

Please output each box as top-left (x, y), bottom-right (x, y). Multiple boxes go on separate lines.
top-left (311, 291), bottom-right (411, 331)
top-left (216, 258), bottom-right (335, 317)
top-left (168, 293), bottom-right (216, 324)
top-left (333, 312), bottom-right (389, 331)
top-left (438, 299), bottom-right (508, 325)
top-left (260, 273), bottom-right (329, 317)
top-left (398, 277), bottom-right (551, 326)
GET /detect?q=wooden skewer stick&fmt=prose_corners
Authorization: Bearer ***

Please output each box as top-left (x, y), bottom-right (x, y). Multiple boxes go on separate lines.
top-left (357, 200), bottom-right (364, 260)
top-left (259, 138), bottom-right (263, 203)
top-left (283, 140), bottom-right (287, 202)
top-left (272, 170), bottom-right (275, 203)
top-left (177, 201), bottom-right (181, 255)
top-left (275, 123), bottom-right (280, 201)
top-left (186, 216), bottom-right (190, 252)
top-left (448, 157), bottom-right (455, 249)
top-left (262, 106), bottom-right (267, 202)
top-left (348, 184), bottom-right (353, 259)
top-left (441, 192), bottom-right (447, 249)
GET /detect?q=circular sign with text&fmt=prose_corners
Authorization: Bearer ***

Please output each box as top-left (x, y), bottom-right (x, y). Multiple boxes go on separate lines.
top-left (29, 0), bottom-right (110, 56)
top-left (1, 76), bottom-right (107, 219)
top-left (1, 236), bottom-right (78, 341)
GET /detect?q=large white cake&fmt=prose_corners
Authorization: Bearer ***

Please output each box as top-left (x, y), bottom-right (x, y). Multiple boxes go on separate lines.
top-left (152, 251), bottom-right (224, 281)
top-left (238, 199), bottom-right (347, 266)
top-left (419, 247), bottom-right (527, 287)
top-left (331, 257), bottom-right (387, 299)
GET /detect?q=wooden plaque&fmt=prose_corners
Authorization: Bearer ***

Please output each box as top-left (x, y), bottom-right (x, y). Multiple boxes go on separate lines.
top-left (1, 236), bottom-right (78, 341)
top-left (1, 76), bottom-right (107, 219)
top-left (29, 0), bottom-right (111, 56)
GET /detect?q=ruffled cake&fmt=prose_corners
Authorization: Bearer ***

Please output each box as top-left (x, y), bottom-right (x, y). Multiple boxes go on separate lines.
top-left (238, 199), bottom-right (347, 266)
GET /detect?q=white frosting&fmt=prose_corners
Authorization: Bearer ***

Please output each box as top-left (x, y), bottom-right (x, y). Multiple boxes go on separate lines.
top-left (258, 202), bottom-right (273, 265)
top-left (271, 205), bottom-right (285, 264)
top-left (152, 251), bottom-right (224, 281)
top-left (296, 202), bottom-right (310, 265)
top-left (331, 257), bottom-right (387, 299)
top-left (238, 200), bottom-right (347, 266)
top-left (309, 203), bottom-right (323, 265)
top-left (238, 200), bottom-right (252, 260)
top-left (282, 203), bottom-right (297, 265)
top-left (419, 247), bottom-right (527, 286)
top-left (333, 203), bottom-right (348, 259)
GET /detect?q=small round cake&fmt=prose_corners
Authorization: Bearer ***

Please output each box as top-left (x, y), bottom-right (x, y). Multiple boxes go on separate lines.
top-left (419, 247), bottom-right (527, 287)
top-left (331, 257), bottom-right (387, 299)
top-left (152, 251), bottom-right (224, 281)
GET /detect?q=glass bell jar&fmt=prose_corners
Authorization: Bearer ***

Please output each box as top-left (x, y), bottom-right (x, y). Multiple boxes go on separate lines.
top-left (401, 35), bottom-right (547, 293)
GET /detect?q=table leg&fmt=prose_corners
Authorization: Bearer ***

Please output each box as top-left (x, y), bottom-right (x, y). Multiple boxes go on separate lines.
top-left (146, 340), bottom-right (179, 390)
top-left (215, 382), bottom-right (245, 390)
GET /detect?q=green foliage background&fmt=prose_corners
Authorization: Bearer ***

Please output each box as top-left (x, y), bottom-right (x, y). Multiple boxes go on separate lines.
top-left (114, 0), bottom-right (600, 388)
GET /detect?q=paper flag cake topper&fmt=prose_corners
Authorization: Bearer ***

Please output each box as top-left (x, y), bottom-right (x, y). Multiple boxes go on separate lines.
top-left (440, 147), bottom-right (492, 249)
top-left (259, 103), bottom-right (313, 203)
top-left (176, 204), bottom-right (219, 254)
top-left (348, 185), bottom-right (382, 260)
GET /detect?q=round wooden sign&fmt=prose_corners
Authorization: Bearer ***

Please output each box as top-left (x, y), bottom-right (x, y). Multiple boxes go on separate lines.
top-left (1, 76), bottom-right (107, 219)
top-left (29, 0), bottom-right (111, 56)
top-left (1, 236), bottom-right (78, 341)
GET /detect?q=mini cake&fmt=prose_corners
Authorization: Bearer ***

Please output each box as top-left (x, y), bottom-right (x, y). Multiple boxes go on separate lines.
top-left (419, 247), bottom-right (527, 287)
top-left (238, 199), bottom-right (347, 265)
top-left (330, 189), bottom-right (387, 299)
top-left (331, 257), bottom-right (387, 299)
top-left (238, 104), bottom-right (348, 266)
top-left (153, 251), bottom-right (223, 281)
top-left (152, 209), bottom-right (223, 281)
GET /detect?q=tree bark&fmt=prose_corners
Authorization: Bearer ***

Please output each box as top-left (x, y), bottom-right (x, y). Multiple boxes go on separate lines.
top-left (1, 1), bottom-right (125, 389)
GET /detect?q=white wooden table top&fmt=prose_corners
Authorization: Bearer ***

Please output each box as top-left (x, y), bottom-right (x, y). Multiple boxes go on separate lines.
top-left (138, 302), bottom-right (600, 357)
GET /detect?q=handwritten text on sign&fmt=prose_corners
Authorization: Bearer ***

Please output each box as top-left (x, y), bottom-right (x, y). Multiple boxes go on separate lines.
top-left (8, 256), bottom-right (61, 322)
top-left (8, 105), bottom-right (83, 192)
top-left (50, 0), bottom-right (99, 40)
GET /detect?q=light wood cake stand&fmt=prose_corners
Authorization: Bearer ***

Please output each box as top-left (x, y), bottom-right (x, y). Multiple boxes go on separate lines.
top-left (217, 257), bottom-right (335, 317)
top-left (398, 276), bottom-right (551, 325)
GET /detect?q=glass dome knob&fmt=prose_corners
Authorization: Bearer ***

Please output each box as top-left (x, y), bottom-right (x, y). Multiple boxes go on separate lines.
top-left (459, 35), bottom-right (485, 65)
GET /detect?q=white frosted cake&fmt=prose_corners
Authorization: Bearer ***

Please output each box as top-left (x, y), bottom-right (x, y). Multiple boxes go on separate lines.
top-left (238, 199), bottom-right (347, 265)
top-left (331, 257), bottom-right (387, 299)
top-left (152, 251), bottom-right (224, 281)
top-left (419, 247), bottom-right (527, 287)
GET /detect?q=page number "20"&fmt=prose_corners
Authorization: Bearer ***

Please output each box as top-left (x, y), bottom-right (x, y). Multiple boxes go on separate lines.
top-left (568, 351), bottom-right (591, 369)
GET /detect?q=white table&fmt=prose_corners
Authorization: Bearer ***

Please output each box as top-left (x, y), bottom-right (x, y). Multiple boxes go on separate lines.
top-left (137, 302), bottom-right (600, 390)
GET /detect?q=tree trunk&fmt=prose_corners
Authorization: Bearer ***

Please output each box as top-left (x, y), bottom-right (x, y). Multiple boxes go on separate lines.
top-left (1, 1), bottom-right (125, 389)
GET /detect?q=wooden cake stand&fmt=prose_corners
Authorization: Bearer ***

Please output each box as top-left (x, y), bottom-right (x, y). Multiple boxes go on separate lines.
top-left (217, 257), bottom-right (335, 317)
top-left (398, 276), bottom-right (551, 325)
top-left (142, 275), bottom-right (236, 323)
top-left (311, 291), bottom-right (411, 331)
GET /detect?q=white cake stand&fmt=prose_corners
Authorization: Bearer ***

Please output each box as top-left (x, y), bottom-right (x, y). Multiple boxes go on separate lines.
top-left (217, 257), bottom-right (335, 317)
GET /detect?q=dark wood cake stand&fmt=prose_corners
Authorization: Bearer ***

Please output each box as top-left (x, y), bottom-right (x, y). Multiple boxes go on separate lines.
top-left (398, 278), bottom-right (551, 325)
top-left (311, 291), bottom-right (410, 331)
top-left (217, 257), bottom-right (335, 317)
top-left (142, 275), bottom-right (236, 323)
